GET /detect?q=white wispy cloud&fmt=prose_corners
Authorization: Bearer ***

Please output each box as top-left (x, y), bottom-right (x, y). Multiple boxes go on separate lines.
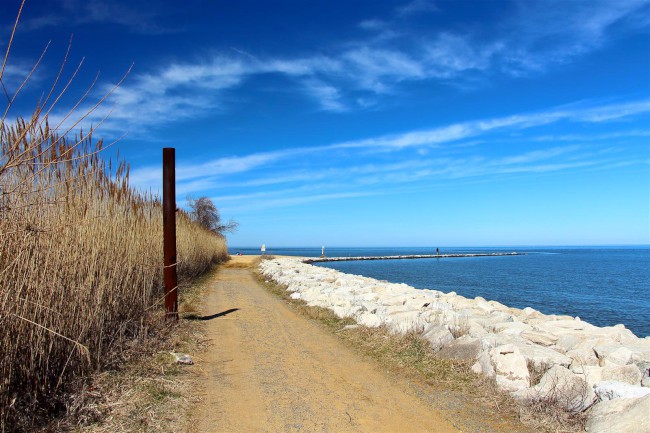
top-left (301, 79), bottom-right (347, 111)
top-left (533, 130), bottom-right (650, 142)
top-left (497, 0), bottom-right (649, 73)
top-left (215, 149), bottom-right (648, 213)
top-left (20, 0), bottom-right (178, 34)
top-left (0, 63), bottom-right (34, 90)
top-left (41, 0), bottom-right (649, 135)
top-left (127, 99), bottom-right (649, 212)
top-left (342, 47), bottom-right (425, 89)
top-left (423, 34), bottom-right (500, 77)
top-left (44, 0), bottom-right (646, 134)
top-left (129, 150), bottom-right (290, 190)
top-left (396, 0), bottom-right (439, 17)
top-left (329, 100), bottom-right (650, 151)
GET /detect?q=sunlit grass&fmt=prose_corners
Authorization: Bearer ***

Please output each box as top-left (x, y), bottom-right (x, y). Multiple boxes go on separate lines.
top-left (0, 3), bottom-right (228, 427)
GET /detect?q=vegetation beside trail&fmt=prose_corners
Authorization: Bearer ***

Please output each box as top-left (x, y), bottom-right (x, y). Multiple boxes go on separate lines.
top-left (0, 4), bottom-right (228, 429)
top-left (0, 118), bottom-right (228, 431)
top-left (42, 270), bottom-right (217, 433)
top-left (252, 256), bottom-right (585, 433)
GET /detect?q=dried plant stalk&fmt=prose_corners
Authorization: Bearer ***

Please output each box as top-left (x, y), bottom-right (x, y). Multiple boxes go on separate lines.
top-left (0, 2), bottom-right (228, 430)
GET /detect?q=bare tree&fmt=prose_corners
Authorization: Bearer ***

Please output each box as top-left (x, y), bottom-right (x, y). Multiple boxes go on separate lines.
top-left (187, 195), bottom-right (238, 235)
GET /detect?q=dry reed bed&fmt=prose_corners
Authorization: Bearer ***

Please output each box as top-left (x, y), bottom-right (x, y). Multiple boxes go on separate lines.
top-left (0, 119), bottom-right (227, 431)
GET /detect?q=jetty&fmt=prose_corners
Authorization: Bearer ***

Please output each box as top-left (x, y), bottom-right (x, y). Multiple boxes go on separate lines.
top-left (259, 257), bottom-right (650, 432)
top-left (304, 252), bottom-right (523, 263)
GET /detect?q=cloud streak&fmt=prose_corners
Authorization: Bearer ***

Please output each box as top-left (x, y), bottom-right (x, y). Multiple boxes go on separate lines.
top-left (19, 0), bottom-right (179, 34)
top-left (127, 99), bottom-right (650, 214)
top-left (49, 0), bottom-right (647, 136)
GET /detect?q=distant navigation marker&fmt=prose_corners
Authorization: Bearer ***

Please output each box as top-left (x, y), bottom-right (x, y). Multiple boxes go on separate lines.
top-left (261, 244), bottom-right (266, 255)
top-left (321, 246), bottom-right (325, 258)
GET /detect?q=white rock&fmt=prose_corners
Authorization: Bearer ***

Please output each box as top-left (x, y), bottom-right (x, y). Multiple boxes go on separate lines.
top-left (516, 342), bottom-right (573, 369)
top-left (469, 312), bottom-right (514, 328)
top-left (437, 336), bottom-right (482, 361)
top-left (567, 347), bottom-right (600, 367)
top-left (489, 344), bottom-right (530, 392)
top-left (578, 366), bottom-right (604, 390)
top-left (387, 310), bottom-right (427, 334)
top-left (594, 381), bottom-right (650, 401)
top-left (422, 324), bottom-right (454, 351)
top-left (555, 334), bottom-right (586, 352)
top-left (522, 306), bottom-right (541, 316)
top-left (474, 350), bottom-right (495, 377)
top-left (521, 330), bottom-right (558, 347)
top-left (585, 394), bottom-right (650, 433)
top-left (355, 312), bottom-right (383, 328)
top-left (471, 361), bottom-right (483, 374)
top-left (332, 305), bottom-right (359, 319)
top-left (493, 321), bottom-right (533, 335)
top-left (594, 344), bottom-right (635, 366)
top-left (514, 365), bottom-right (593, 412)
top-left (258, 257), bottom-right (650, 416)
top-left (465, 320), bottom-right (489, 338)
top-left (603, 364), bottom-right (642, 385)
top-left (577, 365), bottom-right (642, 388)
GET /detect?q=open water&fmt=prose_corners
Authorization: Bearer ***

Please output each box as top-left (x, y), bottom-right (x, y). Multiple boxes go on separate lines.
top-left (229, 246), bottom-right (650, 337)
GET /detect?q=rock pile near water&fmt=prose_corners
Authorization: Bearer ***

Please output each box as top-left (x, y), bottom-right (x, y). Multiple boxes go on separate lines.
top-left (259, 257), bottom-right (650, 432)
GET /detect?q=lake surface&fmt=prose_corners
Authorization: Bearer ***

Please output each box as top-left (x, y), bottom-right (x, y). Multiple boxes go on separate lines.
top-left (229, 246), bottom-right (650, 337)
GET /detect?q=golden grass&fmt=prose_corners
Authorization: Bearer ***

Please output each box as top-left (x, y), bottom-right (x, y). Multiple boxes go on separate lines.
top-left (38, 272), bottom-right (216, 433)
top-left (0, 6), bottom-right (228, 426)
top-left (0, 118), bottom-right (228, 430)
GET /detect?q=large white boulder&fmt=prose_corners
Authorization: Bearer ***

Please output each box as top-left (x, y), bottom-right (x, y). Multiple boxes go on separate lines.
top-left (554, 333), bottom-right (587, 352)
top-left (585, 394), bottom-right (650, 433)
top-left (489, 344), bottom-right (530, 392)
top-left (355, 312), bottom-right (383, 328)
top-left (516, 342), bottom-right (573, 369)
top-left (601, 364), bottom-right (642, 385)
top-left (567, 347), bottom-right (600, 367)
top-left (575, 365), bottom-right (642, 392)
top-left (594, 381), bottom-right (650, 401)
top-left (436, 335), bottom-right (482, 361)
top-left (521, 330), bottom-right (558, 347)
top-left (387, 310), bottom-right (428, 334)
top-left (594, 344), bottom-right (635, 366)
top-left (514, 365), bottom-right (593, 412)
top-left (471, 350), bottom-right (495, 377)
top-left (422, 324), bottom-right (454, 351)
top-left (493, 321), bottom-right (533, 335)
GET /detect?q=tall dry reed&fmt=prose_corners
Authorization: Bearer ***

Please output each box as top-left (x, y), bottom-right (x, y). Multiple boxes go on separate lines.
top-left (0, 3), bottom-right (228, 429)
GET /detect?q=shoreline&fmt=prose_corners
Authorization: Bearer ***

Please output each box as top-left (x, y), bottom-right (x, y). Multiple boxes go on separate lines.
top-left (259, 256), bottom-right (650, 431)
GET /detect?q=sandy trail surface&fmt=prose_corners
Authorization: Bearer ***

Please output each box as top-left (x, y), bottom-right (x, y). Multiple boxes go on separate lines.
top-left (192, 256), bottom-right (459, 433)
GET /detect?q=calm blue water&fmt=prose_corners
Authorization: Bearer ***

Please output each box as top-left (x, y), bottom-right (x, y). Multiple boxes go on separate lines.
top-left (229, 246), bottom-right (650, 337)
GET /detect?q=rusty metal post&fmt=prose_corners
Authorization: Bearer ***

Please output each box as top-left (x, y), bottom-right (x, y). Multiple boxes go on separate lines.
top-left (163, 148), bottom-right (178, 320)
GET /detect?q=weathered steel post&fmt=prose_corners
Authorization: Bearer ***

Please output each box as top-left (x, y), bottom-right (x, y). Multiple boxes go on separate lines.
top-left (163, 148), bottom-right (178, 320)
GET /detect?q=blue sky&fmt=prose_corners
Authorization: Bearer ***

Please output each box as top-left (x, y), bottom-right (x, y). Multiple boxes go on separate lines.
top-left (2, 0), bottom-right (649, 247)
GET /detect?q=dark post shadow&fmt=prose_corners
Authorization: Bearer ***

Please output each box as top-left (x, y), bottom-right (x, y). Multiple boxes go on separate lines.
top-left (185, 308), bottom-right (240, 321)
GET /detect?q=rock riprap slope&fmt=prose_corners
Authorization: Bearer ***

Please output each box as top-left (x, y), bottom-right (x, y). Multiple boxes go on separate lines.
top-left (259, 258), bottom-right (650, 433)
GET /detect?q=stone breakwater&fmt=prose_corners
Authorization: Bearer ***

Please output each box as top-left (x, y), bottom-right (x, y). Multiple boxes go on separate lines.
top-left (304, 252), bottom-right (523, 263)
top-left (259, 257), bottom-right (650, 433)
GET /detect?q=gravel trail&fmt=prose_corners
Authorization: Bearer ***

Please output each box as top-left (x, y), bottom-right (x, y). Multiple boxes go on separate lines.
top-left (193, 257), bottom-right (459, 433)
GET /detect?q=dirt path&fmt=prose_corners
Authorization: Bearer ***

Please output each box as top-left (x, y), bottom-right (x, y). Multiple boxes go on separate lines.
top-left (192, 256), bottom-right (458, 433)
